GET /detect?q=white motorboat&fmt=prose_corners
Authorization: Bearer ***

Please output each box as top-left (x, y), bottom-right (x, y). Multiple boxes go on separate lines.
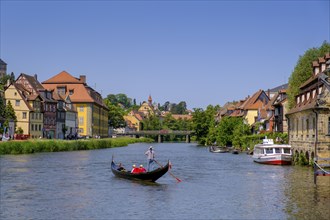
top-left (252, 138), bottom-right (292, 165)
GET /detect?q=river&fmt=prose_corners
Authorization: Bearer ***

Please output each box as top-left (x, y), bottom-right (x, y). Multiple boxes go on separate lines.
top-left (1, 143), bottom-right (329, 219)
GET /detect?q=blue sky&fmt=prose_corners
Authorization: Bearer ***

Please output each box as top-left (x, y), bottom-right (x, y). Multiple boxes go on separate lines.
top-left (0, 0), bottom-right (329, 110)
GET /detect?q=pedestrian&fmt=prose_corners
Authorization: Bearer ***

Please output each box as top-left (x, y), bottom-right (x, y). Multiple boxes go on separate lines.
top-left (145, 146), bottom-right (155, 172)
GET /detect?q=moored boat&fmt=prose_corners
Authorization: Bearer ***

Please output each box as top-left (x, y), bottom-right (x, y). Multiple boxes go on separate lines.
top-left (252, 138), bottom-right (292, 165)
top-left (209, 146), bottom-right (228, 153)
top-left (111, 159), bottom-right (170, 182)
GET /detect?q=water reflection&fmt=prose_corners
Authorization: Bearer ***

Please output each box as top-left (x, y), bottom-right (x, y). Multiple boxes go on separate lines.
top-left (284, 166), bottom-right (330, 219)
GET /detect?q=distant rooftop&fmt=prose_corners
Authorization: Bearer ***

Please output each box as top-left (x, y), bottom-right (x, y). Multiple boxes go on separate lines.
top-left (0, 59), bottom-right (7, 65)
top-left (268, 83), bottom-right (288, 93)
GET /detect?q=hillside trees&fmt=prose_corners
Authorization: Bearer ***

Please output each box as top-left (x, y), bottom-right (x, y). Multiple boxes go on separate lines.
top-left (287, 41), bottom-right (330, 108)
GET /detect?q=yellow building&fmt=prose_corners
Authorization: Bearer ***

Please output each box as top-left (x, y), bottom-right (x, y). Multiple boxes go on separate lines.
top-left (124, 110), bottom-right (143, 131)
top-left (138, 95), bottom-right (155, 117)
top-left (42, 71), bottom-right (108, 137)
top-left (4, 83), bottom-right (43, 138)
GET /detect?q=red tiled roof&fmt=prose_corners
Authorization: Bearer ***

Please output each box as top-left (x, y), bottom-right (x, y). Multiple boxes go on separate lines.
top-left (42, 71), bottom-right (107, 108)
top-left (242, 90), bottom-right (269, 110)
top-left (172, 114), bottom-right (192, 120)
top-left (42, 71), bottom-right (83, 84)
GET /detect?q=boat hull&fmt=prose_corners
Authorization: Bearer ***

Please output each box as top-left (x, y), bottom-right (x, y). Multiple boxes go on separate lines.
top-left (111, 160), bottom-right (170, 182)
top-left (209, 146), bottom-right (228, 153)
top-left (253, 154), bottom-right (292, 165)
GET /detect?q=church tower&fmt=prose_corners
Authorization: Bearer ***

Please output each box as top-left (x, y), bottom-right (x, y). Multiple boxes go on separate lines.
top-left (148, 94), bottom-right (152, 105)
top-left (0, 59), bottom-right (7, 78)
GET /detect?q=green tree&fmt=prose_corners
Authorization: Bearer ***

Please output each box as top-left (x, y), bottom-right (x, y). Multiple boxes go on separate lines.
top-left (141, 115), bottom-right (162, 130)
top-left (216, 117), bottom-right (247, 147)
top-left (106, 93), bottom-right (133, 109)
top-left (287, 41), bottom-right (330, 108)
top-left (232, 119), bottom-right (251, 149)
top-left (192, 105), bottom-right (219, 145)
top-left (104, 99), bottom-right (126, 128)
top-left (171, 101), bottom-right (188, 114)
top-left (3, 100), bottom-right (17, 128)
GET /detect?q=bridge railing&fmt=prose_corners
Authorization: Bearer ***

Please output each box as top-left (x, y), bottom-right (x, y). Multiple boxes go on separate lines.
top-left (122, 130), bottom-right (193, 135)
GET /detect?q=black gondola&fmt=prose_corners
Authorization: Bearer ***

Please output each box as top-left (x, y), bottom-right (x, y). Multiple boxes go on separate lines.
top-left (111, 160), bottom-right (170, 182)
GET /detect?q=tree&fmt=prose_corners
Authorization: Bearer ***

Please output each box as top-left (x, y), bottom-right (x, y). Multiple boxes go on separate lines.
top-left (141, 115), bottom-right (162, 130)
top-left (104, 99), bottom-right (126, 128)
top-left (216, 117), bottom-right (247, 147)
top-left (192, 105), bottom-right (219, 145)
top-left (287, 41), bottom-right (330, 108)
top-left (106, 93), bottom-right (133, 109)
top-left (3, 100), bottom-right (17, 129)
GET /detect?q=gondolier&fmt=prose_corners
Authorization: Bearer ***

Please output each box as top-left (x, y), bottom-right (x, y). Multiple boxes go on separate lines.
top-left (145, 146), bottom-right (155, 172)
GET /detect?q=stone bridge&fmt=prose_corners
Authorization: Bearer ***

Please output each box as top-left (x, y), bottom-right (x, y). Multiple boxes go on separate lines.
top-left (121, 130), bottom-right (194, 143)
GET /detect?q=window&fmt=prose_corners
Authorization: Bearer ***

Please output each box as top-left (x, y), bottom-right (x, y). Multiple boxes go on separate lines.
top-left (275, 148), bottom-right (281, 153)
top-left (266, 148), bottom-right (273, 154)
top-left (69, 89), bottom-right (74, 95)
top-left (306, 119), bottom-right (309, 135)
top-left (296, 119), bottom-right (299, 134)
top-left (283, 148), bottom-right (291, 154)
top-left (79, 106), bottom-right (84, 112)
top-left (15, 100), bottom-right (20, 106)
top-left (57, 87), bottom-right (66, 95)
top-left (22, 112), bottom-right (27, 119)
top-left (31, 124), bottom-right (34, 131)
top-left (79, 117), bottom-right (84, 125)
top-left (328, 117), bottom-right (330, 135)
top-left (39, 124), bottom-right (42, 131)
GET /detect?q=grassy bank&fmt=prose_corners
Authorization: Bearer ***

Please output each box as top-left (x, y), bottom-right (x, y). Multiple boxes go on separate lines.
top-left (0, 137), bottom-right (153, 155)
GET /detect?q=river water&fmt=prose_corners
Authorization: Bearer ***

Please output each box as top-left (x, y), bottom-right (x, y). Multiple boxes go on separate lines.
top-left (1, 143), bottom-right (329, 219)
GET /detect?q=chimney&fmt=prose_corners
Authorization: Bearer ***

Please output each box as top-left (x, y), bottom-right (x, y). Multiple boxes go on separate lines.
top-left (80, 75), bottom-right (86, 83)
top-left (267, 89), bottom-right (270, 98)
top-left (34, 74), bottom-right (37, 80)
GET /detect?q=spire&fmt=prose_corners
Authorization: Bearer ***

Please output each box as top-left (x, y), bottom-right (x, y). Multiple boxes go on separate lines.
top-left (148, 94), bottom-right (152, 105)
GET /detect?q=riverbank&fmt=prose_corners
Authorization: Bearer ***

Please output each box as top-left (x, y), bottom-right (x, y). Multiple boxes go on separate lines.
top-left (0, 137), bottom-right (153, 155)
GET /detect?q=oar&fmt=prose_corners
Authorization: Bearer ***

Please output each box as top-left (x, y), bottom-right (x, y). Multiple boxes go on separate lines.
top-left (154, 160), bottom-right (182, 182)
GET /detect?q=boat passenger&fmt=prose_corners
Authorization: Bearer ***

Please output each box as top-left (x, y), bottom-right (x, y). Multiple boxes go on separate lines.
top-left (139, 164), bottom-right (146, 173)
top-left (131, 164), bottom-right (139, 173)
top-left (117, 163), bottom-right (125, 171)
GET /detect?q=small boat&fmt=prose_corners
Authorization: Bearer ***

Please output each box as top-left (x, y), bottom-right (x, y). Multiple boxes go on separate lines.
top-left (209, 146), bottom-right (228, 153)
top-left (232, 149), bottom-right (239, 154)
top-left (111, 159), bottom-right (170, 182)
top-left (252, 138), bottom-right (292, 165)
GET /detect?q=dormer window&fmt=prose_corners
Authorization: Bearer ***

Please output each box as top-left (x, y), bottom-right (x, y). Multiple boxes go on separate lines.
top-left (321, 63), bottom-right (326, 72)
top-left (307, 92), bottom-right (310, 101)
top-left (301, 94), bottom-right (305, 103)
top-left (69, 89), bottom-right (74, 95)
top-left (314, 67), bottom-right (320, 75)
top-left (312, 89), bottom-right (316, 98)
top-left (57, 86), bottom-right (66, 95)
top-left (297, 96), bottom-right (300, 104)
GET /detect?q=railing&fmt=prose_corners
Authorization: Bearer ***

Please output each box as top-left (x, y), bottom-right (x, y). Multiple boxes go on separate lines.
top-left (313, 157), bottom-right (330, 184)
top-left (123, 130), bottom-right (194, 135)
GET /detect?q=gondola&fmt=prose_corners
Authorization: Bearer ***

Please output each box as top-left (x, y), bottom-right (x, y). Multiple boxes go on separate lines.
top-left (111, 159), bottom-right (170, 182)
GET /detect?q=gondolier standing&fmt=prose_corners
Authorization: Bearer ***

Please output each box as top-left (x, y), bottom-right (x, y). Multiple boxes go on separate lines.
top-left (145, 146), bottom-right (155, 172)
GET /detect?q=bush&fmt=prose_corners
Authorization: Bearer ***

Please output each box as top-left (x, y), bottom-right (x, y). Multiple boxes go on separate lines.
top-left (0, 137), bottom-right (153, 155)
